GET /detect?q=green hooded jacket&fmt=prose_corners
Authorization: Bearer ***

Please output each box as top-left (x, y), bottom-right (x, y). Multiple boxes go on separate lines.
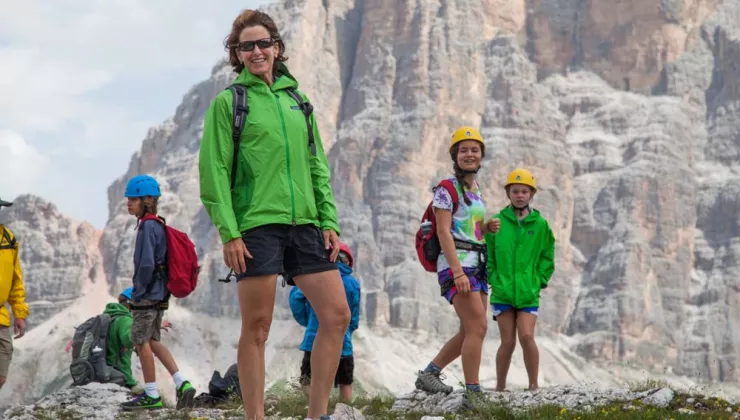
top-left (103, 303), bottom-right (136, 387)
top-left (485, 206), bottom-right (555, 308)
top-left (199, 63), bottom-right (341, 244)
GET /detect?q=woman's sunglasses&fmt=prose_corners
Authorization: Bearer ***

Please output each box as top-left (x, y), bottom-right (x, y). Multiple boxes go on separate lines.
top-left (236, 38), bottom-right (276, 52)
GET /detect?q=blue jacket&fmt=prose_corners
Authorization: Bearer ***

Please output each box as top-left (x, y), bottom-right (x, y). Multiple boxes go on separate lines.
top-left (132, 218), bottom-right (168, 301)
top-left (289, 262), bottom-right (360, 357)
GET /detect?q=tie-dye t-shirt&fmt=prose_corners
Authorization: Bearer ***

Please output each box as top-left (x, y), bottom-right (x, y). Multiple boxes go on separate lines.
top-left (432, 177), bottom-right (487, 273)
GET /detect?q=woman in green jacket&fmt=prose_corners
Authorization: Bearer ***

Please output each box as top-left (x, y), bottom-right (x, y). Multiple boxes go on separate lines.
top-left (484, 168), bottom-right (555, 391)
top-left (198, 10), bottom-right (349, 420)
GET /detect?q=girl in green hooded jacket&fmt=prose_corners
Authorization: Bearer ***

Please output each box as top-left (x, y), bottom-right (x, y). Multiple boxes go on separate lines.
top-left (484, 168), bottom-right (555, 391)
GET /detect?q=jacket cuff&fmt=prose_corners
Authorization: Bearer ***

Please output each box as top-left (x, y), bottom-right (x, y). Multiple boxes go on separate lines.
top-left (12, 304), bottom-right (29, 320)
top-left (220, 230), bottom-right (243, 245)
top-left (320, 221), bottom-right (341, 236)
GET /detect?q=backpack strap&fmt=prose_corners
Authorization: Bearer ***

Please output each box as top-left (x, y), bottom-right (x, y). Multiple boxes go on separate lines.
top-left (0, 227), bottom-right (16, 250)
top-left (228, 84), bottom-right (249, 191)
top-left (437, 179), bottom-right (460, 215)
top-left (284, 87), bottom-right (317, 156)
top-left (139, 213), bottom-right (166, 227)
top-left (98, 313), bottom-right (112, 349)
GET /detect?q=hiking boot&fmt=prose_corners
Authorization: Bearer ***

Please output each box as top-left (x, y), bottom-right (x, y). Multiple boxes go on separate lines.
top-left (176, 381), bottom-right (196, 409)
top-left (120, 394), bottom-right (163, 411)
top-left (415, 370), bottom-right (453, 394)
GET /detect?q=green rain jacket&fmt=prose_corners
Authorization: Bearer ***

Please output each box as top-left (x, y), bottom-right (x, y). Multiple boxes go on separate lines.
top-left (103, 303), bottom-right (136, 387)
top-left (199, 63), bottom-right (341, 244)
top-left (485, 206), bottom-right (555, 308)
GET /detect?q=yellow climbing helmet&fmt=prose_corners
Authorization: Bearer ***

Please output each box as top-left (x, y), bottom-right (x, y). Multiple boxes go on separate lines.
top-left (449, 126), bottom-right (485, 152)
top-left (505, 168), bottom-right (537, 192)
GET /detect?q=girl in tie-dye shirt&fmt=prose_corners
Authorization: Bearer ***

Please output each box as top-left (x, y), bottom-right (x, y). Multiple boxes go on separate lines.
top-left (432, 178), bottom-right (487, 276)
top-left (414, 127), bottom-right (500, 403)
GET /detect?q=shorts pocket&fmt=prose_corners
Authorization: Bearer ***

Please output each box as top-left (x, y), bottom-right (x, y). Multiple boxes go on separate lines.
top-left (313, 226), bottom-right (328, 257)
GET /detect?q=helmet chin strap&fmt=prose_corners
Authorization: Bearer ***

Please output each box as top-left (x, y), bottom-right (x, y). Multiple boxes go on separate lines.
top-left (512, 203), bottom-right (530, 217)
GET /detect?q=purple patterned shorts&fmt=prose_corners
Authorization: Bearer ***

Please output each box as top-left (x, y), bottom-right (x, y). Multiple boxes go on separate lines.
top-left (438, 266), bottom-right (489, 304)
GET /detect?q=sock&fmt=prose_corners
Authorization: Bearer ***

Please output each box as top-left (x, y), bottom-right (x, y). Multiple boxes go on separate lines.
top-left (144, 382), bottom-right (160, 399)
top-left (466, 383), bottom-right (482, 392)
top-left (172, 371), bottom-right (185, 388)
top-left (423, 362), bottom-right (442, 375)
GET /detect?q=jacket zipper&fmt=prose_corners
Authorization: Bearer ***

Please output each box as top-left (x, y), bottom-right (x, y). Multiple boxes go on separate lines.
top-left (514, 217), bottom-right (521, 306)
top-left (275, 92), bottom-right (297, 224)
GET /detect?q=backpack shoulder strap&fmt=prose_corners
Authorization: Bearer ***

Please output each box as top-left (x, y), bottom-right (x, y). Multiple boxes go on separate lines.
top-left (227, 84), bottom-right (249, 191)
top-left (438, 179), bottom-right (460, 214)
top-left (138, 214), bottom-right (165, 229)
top-left (284, 87), bottom-right (317, 156)
top-left (0, 227), bottom-right (16, 250)
top-left (138, 213), bottom-right (167, 229)
top-left (98, 313), bottom-right (113, 349)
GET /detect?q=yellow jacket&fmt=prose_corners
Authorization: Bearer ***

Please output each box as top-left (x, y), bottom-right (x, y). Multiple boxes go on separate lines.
top-left (0, 225), bottom-right (28, 327)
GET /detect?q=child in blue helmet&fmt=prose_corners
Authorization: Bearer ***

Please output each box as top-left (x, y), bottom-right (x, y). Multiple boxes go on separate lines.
top-left (120, 175), bottom-right (196, 411)
top-left (289, 242), bottom-right (361, 402)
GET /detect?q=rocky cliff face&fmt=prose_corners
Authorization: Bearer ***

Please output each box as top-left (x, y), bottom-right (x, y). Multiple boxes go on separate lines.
top-left (7, 0), bottom-right (740, 385)
top-left (0, 195), bottom-right (103, 327)
top-left (525, 0), bottom-right (720, 91)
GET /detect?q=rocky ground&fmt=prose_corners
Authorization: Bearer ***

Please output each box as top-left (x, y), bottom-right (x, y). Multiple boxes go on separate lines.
top-left (3, 380), bottom-right (740, 419)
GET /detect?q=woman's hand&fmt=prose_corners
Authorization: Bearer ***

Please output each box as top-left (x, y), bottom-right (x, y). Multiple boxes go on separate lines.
top-left (453, 271), bottom-right (471, 295)
top-left (223, 238), bottom-right (253, 274)
top-left (323, 229), bottom-right (340, 262)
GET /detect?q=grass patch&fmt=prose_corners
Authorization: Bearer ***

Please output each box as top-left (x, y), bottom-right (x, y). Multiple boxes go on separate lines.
top-left (12, 377), bottom-right (740, 420)
top-left (455, 389), bottom-right (740, 420)
top-left (626, 378), bottom-right (669, 392)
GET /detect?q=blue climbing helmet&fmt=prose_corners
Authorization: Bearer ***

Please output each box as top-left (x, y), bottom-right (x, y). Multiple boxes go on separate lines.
top-left (124, 175), bottom-right (161, 198)
top-left (119, 287), bottom-right (133, 301)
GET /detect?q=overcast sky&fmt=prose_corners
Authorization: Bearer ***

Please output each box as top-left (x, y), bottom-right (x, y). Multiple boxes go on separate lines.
top-left (0, 0), bottom-right (270, 228)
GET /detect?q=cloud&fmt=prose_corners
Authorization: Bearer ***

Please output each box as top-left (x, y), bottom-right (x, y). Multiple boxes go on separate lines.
top-left (0, 130), bottom-right (48, 197)
top-left (0, 0), bottom-right (270, 226)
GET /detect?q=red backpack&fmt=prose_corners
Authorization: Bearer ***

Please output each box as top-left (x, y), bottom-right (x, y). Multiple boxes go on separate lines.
top-left (415, 179), bottom-right (460, 272)
top-left (140, 214), bottom-right (200, 298)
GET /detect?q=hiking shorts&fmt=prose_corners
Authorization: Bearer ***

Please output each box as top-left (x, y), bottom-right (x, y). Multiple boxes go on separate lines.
top-left (438, 266), bottom-right (488, 304)
top-left (237, 223), bottom-right (338, 285)
top-left (0, 326), bottom-right (12, 378)
top-left (130, 300), bottom-right (164, 345)
top-left (491, 304), bottom-right (539, 321)
top-left (299, 351), bottom-right (354, 387)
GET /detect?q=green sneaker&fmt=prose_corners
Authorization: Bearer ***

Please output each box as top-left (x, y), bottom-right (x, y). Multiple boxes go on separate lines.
top-left (176, 380), bottom-right (196, 409)
top-left (120, 393), bottom-right (163, 411)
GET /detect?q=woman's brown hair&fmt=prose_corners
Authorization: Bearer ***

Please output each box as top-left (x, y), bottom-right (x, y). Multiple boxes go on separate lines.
top-left (223, 9), bottom-right (288, 74)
